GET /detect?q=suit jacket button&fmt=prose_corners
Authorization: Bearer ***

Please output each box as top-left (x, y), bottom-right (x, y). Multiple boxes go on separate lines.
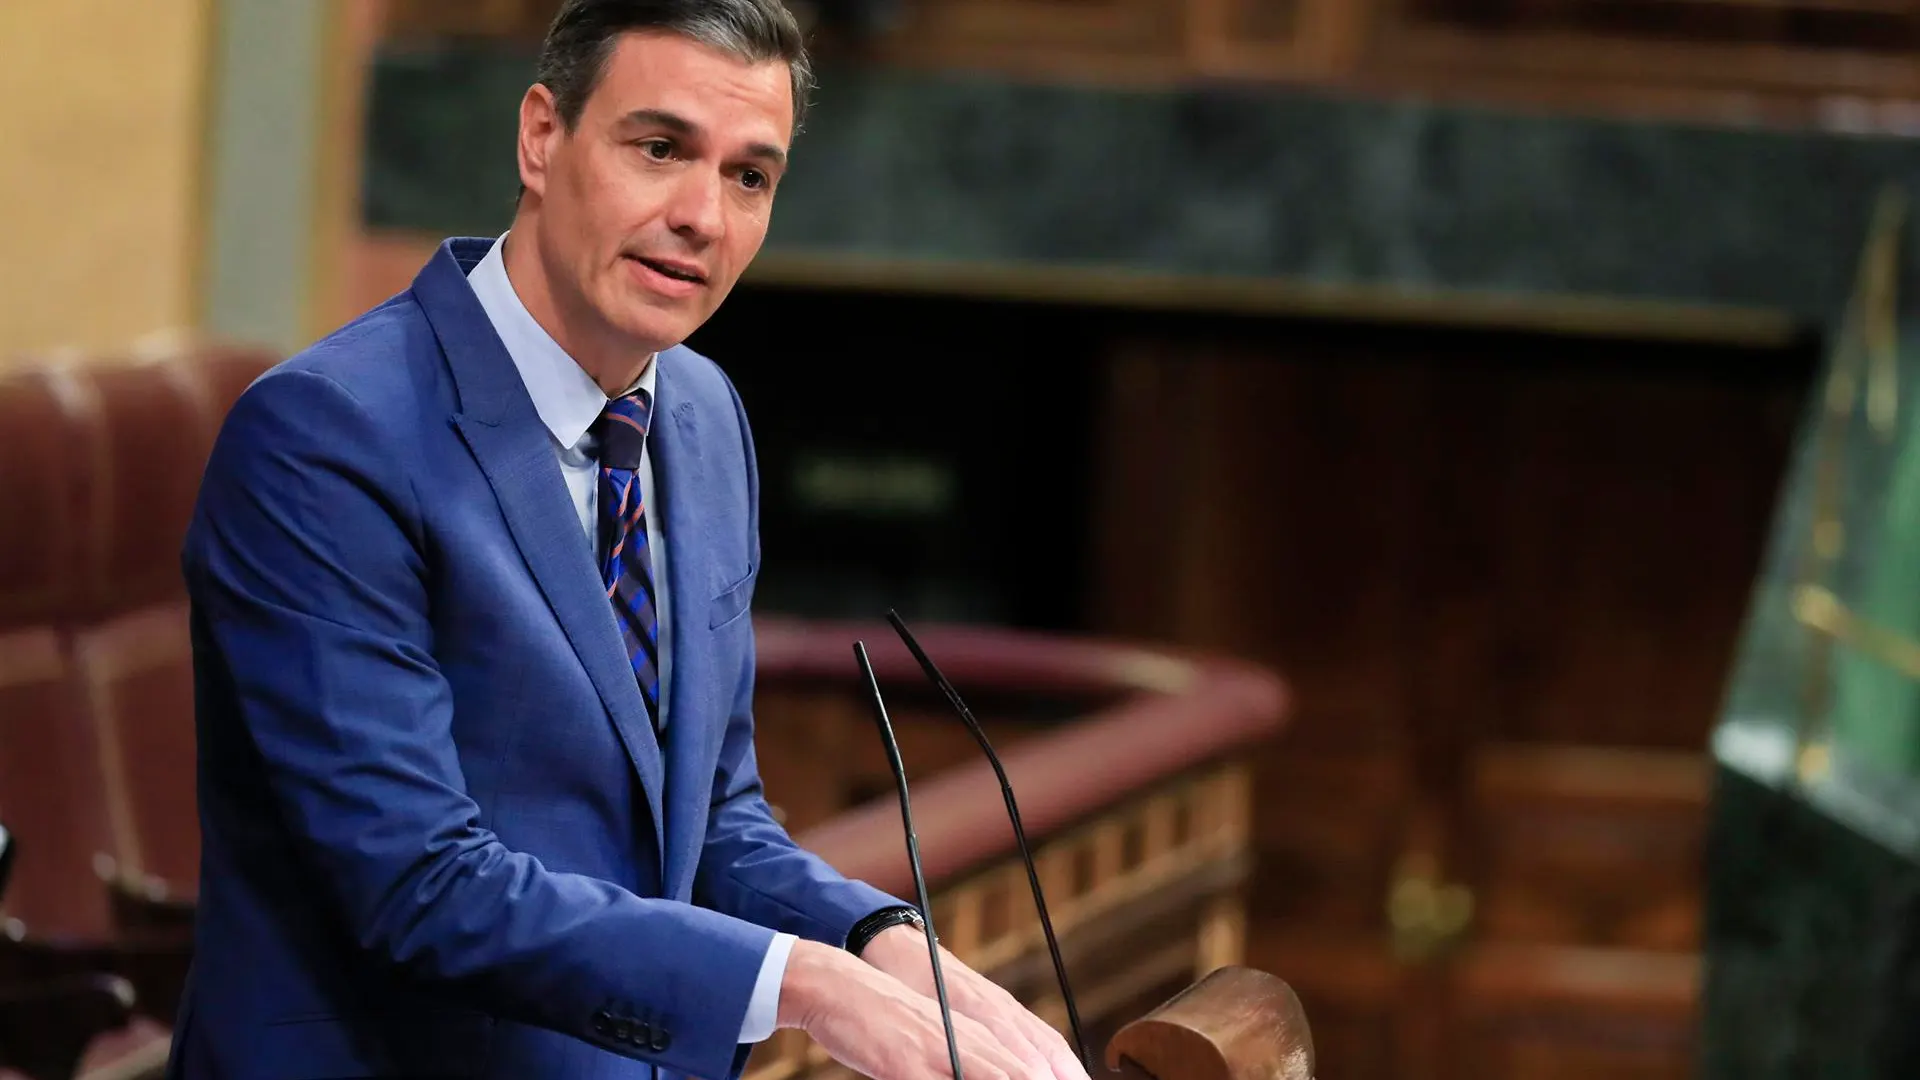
top-left (651, 1029), bottom-right (671, 1052)
top-left (630, 1021), bottom-right (652, 1046)
top-left (592, 1010), bottom-right (613, 1035)
top-left (612, 1018), bottom-right (631, 1042)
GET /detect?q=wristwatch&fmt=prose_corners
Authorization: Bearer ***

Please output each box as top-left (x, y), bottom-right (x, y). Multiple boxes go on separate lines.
top-left (845, 905), bottom-right (926, 956)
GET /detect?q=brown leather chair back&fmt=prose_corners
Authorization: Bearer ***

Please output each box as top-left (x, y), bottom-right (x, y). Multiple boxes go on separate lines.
top-left (70, 348), bottom-right (273, 894)
top-left (0, 345), bottom-right (278, 921)
top-left (0, 624), bottom-right (118, 939)
top-left (0, 367), bottom-right (118, 937)
top-left (189, 344), bottom-right (277, 423)
top-left (71, 357), bottom-right (215, 618)
top-left (0, 369), bottom-right (89, 628)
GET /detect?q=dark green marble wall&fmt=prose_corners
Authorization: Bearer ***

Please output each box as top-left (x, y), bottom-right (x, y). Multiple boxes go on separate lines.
top-left (364, 47), bottom-right (1920, 321)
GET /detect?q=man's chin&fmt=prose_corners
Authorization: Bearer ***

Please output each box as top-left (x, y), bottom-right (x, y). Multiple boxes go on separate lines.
top-left (607, 306), bottom-right (701, 356)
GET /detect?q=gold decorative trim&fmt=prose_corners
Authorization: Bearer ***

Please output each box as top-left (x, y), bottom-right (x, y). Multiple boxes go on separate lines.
top-left (1790, 185), bottom-right (1909, 747)
top-left (1794, 583), bottom-right (1920, 683)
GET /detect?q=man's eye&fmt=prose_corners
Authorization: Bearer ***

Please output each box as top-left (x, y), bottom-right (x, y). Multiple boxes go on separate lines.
top-left (740, 169), bottom-right (768, 191)
top-left (636, 139), bottom-right (672, 159)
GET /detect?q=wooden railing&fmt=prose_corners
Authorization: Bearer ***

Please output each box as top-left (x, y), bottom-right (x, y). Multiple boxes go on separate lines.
top-left (741, 618), bottom-right (1289, 1079)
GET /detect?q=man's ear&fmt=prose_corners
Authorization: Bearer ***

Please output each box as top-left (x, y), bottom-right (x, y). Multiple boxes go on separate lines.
top-left (518, 84), bottom-right (564, 200)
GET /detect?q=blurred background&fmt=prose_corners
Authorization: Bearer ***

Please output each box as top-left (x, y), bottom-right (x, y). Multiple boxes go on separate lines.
top-left (4, 1), bottom-right (1920, 1078)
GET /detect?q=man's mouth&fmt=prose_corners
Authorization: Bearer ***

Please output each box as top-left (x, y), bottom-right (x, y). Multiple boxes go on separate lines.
top-left (630, 255), bottom-right (705, 285)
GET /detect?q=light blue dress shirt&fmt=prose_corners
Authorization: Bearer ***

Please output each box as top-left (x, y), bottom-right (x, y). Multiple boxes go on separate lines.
top-left (467, 233), bottom-right (795, 1045)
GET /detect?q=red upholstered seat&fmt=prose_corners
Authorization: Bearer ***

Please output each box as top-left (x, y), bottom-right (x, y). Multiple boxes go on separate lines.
top-left (0, 343), bottom-right (278, 1080)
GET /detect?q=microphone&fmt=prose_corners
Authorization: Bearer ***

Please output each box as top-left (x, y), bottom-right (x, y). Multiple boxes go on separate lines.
top-left (852, 641), bottom-right (966, 1080)
top-left (885, 609), bottom-right (1094, 1073)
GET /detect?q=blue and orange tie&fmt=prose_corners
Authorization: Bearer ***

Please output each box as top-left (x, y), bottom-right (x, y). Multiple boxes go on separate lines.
top-left (594, 389), bottom-right (661, 731)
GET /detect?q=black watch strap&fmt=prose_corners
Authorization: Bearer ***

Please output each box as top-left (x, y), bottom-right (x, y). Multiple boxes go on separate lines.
top-left (845, 905), bottom-right (925, 956)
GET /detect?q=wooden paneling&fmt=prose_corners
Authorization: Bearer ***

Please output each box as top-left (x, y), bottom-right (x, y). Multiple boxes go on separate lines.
top-left (1096, 343), bottom-right (1429, 753)
top-left (867, 0), bottom-right (1190, 80)
top-left (1099, 323), bottom-right (1805, 757)
top-left (1466, 745), bottom-right (1708, 952)
top-left (1097, 315), bottom-right (1810, 1078)
top-left (368, 0), bottom-right (1920, 128)
top-left (1252, 750), bottom-right (1409, 935)
top-left (1445, 944), bottom-right (1699, 1080)
top-left (1403, 0), bottom-right (1920, 53)
top-left (1188, 0), bottom-right (1374, 81)
top-left (1370, 0), bottom-right (1920, 107)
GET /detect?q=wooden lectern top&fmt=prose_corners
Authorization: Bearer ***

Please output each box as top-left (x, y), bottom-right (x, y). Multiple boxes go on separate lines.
top-left (1106, 967), bottom-right (1314, 1080)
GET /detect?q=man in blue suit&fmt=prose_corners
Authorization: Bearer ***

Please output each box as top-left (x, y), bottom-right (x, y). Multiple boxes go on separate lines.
top-left (174, 2), bottom-right (1087, 1078)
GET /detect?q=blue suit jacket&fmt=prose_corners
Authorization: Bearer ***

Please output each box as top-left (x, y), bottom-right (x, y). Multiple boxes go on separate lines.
top-left (171, 238), bottom-right (902, 1079)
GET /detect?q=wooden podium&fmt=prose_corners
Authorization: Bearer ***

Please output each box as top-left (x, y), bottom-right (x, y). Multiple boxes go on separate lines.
top-left (1106, 967), bottom-right (1314, 1080)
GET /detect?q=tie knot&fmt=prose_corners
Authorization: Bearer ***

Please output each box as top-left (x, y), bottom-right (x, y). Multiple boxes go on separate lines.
top-left (596, 389), bottom-right (652, 471)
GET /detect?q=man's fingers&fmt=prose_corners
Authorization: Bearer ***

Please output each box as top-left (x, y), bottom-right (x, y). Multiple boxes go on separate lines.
top-left (996, 1010), bottom-right (1082, 1080)
top-left (955, 1008), bottom-right (1039, 1080)
top-left (1011, 1013), bottom-right (1087, 1080)
top-left (909, 996), bottom-right (1019, 1080)
top-left (1046, 1040), bottom-right (1090, 1080)
top-left (956, 991), bottom-right (1067, 1080)
top-left (955, 1060), bottom-right (1012, 1080)
top-left (989, 1015), bottom-right (1056, 1078)
top-left (1026, 1016), bottom-right (1090, 1080)
top-left (887, 946), bottom-right (1086, 1080)
top-left (991, 997), bottom-right (1088, 1080)
top-left (945, 965), bottom-right (1083, 1080)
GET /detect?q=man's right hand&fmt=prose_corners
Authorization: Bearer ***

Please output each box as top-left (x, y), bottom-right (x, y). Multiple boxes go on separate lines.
top-left (776, 939), bottom-right (1040, 1080)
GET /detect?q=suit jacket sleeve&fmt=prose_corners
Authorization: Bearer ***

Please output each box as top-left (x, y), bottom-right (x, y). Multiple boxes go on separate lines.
top-left (692, 626), bottom-right (908, 943)
top-left (691, 374), bottom-right (909, 953)
top-left (185, 368), bottom-right (772, 1080)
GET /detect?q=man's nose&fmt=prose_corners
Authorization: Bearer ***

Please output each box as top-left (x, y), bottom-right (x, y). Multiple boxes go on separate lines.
top-left (664, 168), bottom-right (725, 242)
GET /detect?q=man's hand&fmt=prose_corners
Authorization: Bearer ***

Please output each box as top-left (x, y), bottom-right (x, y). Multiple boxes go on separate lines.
top-left (860, 925), bottom-right (1090, 1080)
top-left (777, 938), bottom-right (1040, 1080)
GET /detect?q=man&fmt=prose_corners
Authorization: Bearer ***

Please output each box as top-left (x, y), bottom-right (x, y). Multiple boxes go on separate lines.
top-left (174, 2), bottom-right (1087, 1078)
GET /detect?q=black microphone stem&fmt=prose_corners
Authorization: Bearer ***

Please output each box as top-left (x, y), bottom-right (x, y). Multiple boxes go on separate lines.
top-left (853, 641), bottom-right (965, 1080)
top-left (885, 610), bottom-right (1095, 1073)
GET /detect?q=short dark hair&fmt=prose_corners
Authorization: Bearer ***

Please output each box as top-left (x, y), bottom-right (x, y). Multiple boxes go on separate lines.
top-left (536, 0), bottom-right (814, 133)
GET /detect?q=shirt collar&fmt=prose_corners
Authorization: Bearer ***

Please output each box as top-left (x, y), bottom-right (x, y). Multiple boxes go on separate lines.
top-left (466, 231), bottom-right (657, 451)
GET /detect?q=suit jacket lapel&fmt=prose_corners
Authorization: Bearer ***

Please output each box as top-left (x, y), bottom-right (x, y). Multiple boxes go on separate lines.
top-left (415, 239), bottom-right (667, 856)
top-left (652, 354), bottom-right (719, 900)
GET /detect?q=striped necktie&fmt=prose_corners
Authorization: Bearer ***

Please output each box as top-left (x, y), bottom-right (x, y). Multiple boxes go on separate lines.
top-left (594, 389), bottom-right (661, 730)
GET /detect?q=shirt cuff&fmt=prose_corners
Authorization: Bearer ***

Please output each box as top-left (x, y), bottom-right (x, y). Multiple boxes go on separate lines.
top-left (738, 932), bottom-right (797, 1044)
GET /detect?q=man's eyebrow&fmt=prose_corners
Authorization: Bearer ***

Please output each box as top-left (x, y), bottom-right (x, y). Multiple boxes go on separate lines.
top-left (619, 108), bottom-right (788, 170)
top-left (620, 108), bottom-right (696, 135)
top-left (743, 141), bottom-right (788, 171)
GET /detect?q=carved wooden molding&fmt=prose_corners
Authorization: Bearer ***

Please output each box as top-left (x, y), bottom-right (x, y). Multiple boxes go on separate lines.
top-left (1373, 0), bottom-right (1920, 98)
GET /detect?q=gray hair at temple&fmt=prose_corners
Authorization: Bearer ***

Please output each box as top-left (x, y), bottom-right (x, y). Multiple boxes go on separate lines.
top-left (535, 0), bottom-right (815, 133)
